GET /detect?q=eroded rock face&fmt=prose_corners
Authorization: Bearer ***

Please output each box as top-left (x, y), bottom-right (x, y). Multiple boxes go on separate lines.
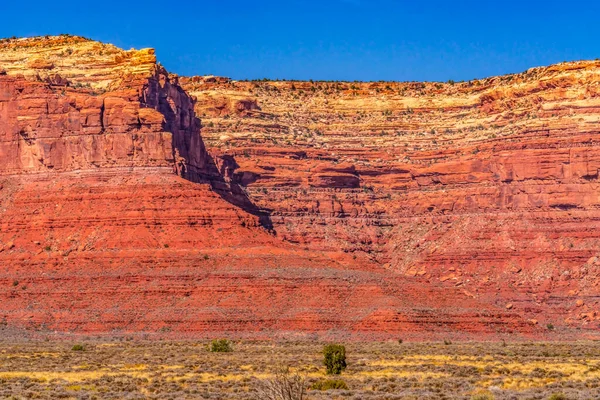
top-left (0, 36), bottom-right (597, 339)
top-left (139, 69), bottom-right (218, 182)
top-left (0, 170), bottom-right (538, 340)
top-left (0, 35), bottom-right (225, 184)
top-left (182, 61), bottom-right (600, 336)
top-left (0, 74), bottom-right (174, 174)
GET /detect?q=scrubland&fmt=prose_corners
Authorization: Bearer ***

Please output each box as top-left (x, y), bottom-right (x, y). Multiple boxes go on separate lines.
top-left (0, 341), bottom-right (598, 399)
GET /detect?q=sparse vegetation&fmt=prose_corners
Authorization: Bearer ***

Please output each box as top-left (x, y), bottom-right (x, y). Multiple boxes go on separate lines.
top-left (471, 392), bottom-right (495, 400)
top-left (0, 341), bottom-right (594, 399)
top-left (310, 379), bottom-right (349, 390)
top-left (548, 394), bottom-right (567, 400)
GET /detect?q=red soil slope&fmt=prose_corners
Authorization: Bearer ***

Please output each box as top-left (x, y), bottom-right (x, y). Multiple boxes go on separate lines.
top-left (0, 36), bottom-right (597, 340)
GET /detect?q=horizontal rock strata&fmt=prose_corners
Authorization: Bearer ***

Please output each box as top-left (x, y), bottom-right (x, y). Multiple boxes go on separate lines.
top-left (0, 36), bottom-right (597, 339)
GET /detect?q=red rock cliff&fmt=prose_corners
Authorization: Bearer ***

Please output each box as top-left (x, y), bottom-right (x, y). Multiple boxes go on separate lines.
top-left (0, 36), bottom-right (597, 340)
top-left (181, 62), bottom-right (600, 337)
top-left (0, 35), bottom-right (220, 183)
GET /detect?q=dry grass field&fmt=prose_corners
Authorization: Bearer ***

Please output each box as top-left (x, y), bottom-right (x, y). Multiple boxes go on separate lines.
top-left (0, 341), bottom-right (598, 399)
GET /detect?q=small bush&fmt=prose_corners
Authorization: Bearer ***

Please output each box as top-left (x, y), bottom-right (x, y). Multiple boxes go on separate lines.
top-left (209, 339), bottom-right (233, 353)
top-left (311, 379), bottom-right (348, 390)
top-left (255, 368), bottom-right (306, 400)
top-left (323, 344), bottom-right (346, 375)
top-left (71, 344), bottom-right (85, 351)
top-left (547, 323), bottom-right (555, 330)
top-left (548, 394), bottom-right (567, 400)
top-left (471, 392), bottom-right (494, 400)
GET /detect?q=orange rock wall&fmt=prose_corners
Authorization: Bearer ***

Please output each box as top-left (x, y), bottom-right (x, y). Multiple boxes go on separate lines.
top-left (181, 62), bottom-right (600, 335)
top-left (0, 36), bottom-right (597, 339)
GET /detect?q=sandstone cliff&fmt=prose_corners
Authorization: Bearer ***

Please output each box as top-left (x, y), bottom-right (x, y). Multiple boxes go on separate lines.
top-left (0, 35), bottom-right (221, 182)
top-left (181, 61), bottom-right (600, 336)
top-left (0, 35), bottom-right (597, 340)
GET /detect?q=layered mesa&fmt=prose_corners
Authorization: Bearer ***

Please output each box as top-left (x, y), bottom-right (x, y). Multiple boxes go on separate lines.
top-left (0, 35), bottom-right (597, 339)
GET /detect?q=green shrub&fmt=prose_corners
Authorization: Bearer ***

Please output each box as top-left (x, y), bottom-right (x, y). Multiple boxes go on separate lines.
top-left (323, 344), bottom-right (346, 375)
top-left (311, 379), bottom-right (348, 390)
top-left (209, 339), bottom-right (233, 353)
top-left (71, 344), bottom-right (85, 351)
top-left (548, 394), bottom-right (567, 400)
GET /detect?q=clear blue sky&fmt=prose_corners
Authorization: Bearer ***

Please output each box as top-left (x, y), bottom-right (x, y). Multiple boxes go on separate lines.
top-left (2, 0), bottom-right (599, 81)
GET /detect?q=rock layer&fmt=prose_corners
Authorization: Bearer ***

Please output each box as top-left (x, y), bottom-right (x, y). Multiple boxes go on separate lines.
top-left (0, 36), bottom-right (598, 339)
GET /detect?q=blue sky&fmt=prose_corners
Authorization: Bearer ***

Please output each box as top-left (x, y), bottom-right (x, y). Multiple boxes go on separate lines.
top-left (2, 0), bottom-right (599, 81)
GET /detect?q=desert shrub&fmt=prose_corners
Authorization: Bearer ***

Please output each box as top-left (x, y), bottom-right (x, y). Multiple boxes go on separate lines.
top-left (323, 344), bottom-right (346, 375)
top-left (209, 339), bottom-right (233, 353)
top-left (71, 344), bottom-right (85, 351)
top-left (548, 394), bottom-right (567, 400)
top-left (453, 365), bottom-right (481, 378)
top-left (471, 392), bottom-right (494, 400)
top-left (255, 368), bottom-right (306, 400)
top-left (531, 367), bottom-right (548, 378)
top-left (311, 379), bottom-right (348, 390)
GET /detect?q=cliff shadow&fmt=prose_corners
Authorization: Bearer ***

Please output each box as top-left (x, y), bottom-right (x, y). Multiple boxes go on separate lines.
top-left (197, 153), bottom-right (275, 232)
top-left (141, 71), bottom-right (274, 232)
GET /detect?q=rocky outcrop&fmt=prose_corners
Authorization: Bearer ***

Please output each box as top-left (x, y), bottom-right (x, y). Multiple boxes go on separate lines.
top-left (0, 36), bottom-right (220, 183)
top-left (0, 36), bottom-right (598, 339)
top-left (0, 73), bottom-right (174, 174)
top-left (139, 69), bottom-right (220, 182)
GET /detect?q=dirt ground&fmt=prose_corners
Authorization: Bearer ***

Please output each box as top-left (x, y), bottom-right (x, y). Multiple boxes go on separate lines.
top-left (0, 340), bottom-right (598, 399)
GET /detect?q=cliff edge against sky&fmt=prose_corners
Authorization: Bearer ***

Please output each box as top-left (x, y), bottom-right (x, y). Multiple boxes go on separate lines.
top-left (0, 36), bottom-right (598, 340)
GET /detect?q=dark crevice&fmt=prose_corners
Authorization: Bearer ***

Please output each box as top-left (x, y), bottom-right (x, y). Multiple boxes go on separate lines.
top-left (99, 100), bottom-right (105, 133)
top-left (551, 204), bottom-right (578, 210)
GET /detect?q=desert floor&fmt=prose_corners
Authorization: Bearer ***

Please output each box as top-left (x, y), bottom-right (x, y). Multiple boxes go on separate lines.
top-left (0, 340), bottom-right (598, 399)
